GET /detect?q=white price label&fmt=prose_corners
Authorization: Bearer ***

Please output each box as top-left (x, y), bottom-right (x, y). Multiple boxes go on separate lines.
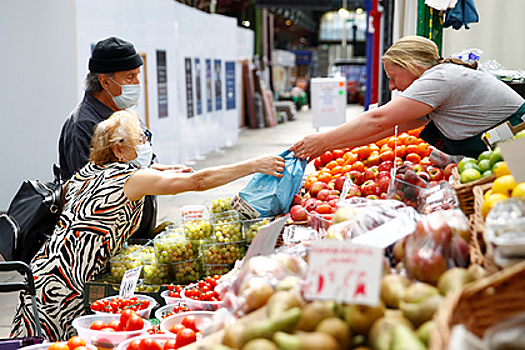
top-left (303, 240), bottom-right (383, 306)
top-left (119, 266), bottom-right (142, 299)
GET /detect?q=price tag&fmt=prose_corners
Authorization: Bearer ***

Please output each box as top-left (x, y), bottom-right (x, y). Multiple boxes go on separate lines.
top-left (119, 266), bottom-right (142, 299)
top-left (302, 240), bottom-right (383, 306)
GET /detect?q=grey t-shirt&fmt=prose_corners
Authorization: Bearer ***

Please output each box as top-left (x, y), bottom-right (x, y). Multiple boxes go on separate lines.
top-left (402, 63), bottom-right (524, 140)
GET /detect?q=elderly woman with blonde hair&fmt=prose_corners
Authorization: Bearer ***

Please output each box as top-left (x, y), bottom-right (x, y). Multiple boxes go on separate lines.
top-left (291, 35), bottom-right (525, 159)
top-left (11, 110), bottom-right (285, 341)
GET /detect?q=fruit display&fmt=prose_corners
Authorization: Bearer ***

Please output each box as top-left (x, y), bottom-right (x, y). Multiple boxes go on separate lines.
top-left (90, 296), bottom-right (153, 315)
top-left (457, 147), bottom-right (502, 184)
top-left (181, 276), bottom-right (223, 311)
top-left (211, 210), bottom-right (243, 243)
top-left (209, 197), bottom-right (234, 214)
top-left (243, 218), bottom-right (271, 244)
top-left (110, 245), bottom-right (153, 282)
top-left (183, 217), bottom-right (212, 240)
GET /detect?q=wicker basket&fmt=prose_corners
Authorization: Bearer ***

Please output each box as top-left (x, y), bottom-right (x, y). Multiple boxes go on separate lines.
top-left (430, 261), bottom-right (525, 350)
top-left (452, 166), bottom-right (496, 216)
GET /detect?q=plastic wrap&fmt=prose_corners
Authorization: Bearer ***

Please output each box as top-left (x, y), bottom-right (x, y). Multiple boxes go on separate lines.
top-left (402, 209), bottom-right (471, 284)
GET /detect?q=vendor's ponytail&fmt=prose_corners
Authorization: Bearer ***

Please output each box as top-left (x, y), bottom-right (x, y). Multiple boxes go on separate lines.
top-left (436, 57), bottom-right (478, 70)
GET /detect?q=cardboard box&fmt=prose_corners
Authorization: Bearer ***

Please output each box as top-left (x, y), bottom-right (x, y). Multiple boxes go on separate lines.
top-left (482, 121), bottom-right (525, 149)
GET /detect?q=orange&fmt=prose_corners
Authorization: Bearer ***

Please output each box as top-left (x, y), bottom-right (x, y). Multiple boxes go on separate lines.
top-left (350, 161), bottom-right (365, 172)
top-left (405, 144), bottom-right (420, 155)
top-left (330, 165), bottom-right (342, 176)
top-left (356, 146), bottom-right (372, 160)
top-left (317, 172), bottom-right (332, 184)
top-left (405, 153), bottom-right (421, 164)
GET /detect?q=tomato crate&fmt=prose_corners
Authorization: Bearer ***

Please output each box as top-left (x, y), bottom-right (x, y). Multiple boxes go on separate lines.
top-left (84, 273), bottom-right (168, 309)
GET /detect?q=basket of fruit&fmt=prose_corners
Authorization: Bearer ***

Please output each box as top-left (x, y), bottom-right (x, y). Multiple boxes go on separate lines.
top-left (431, 261), bottom-right (525, 350)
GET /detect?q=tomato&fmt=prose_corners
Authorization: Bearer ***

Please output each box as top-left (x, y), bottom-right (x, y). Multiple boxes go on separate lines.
top-left (125, 314), bottom-right (145, 331)
top-left (100, 327), bottom-right (116, 332)
top-left (67, 336), bottom-right (86, 350)
top-left (319, 151), bottom-right (333, 165)
top-left (140, 300), bottom-right (151, 310)
top-left (176, 328), bottom-right (197, 348)
top-left (120, 309), bottom-right (136, 328)
top-left (139, 338), bottom-right (162, 350)
top-left (181, 315), bottom-right (198, 332)
top-left (313, 157), bottom-right (323, 169)
top-left (163, 339), bottom-right (177, 350)
top-left (169, 324), bottom-right (185, 335)
top-left (48, 342), bottom-right (70, 350)
top-left (127, 339), bottom-right (142, 350)
top-left (90, 320), bottom-right (107, 331)
top-left (331, 149), bottom-right (344, 160)
top-left (107, 320), bottom-right (122, 332)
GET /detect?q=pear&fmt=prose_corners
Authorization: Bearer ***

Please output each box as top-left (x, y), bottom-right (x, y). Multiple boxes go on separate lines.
top-left (467, 263), bottom-right (487, 281)
top-left (241, 338), bottom-right (279, 350)
top-left (275, 275), bottom-right (300, 291)
top-left (380, 273), bottom-right (411, 308)
top-left (368, 310), bottom-right (413, 350)
top-left (266, 289), bottom-right (303, 319)
top-left (400, 294), bottom-right (443, 328)
top-left (222, 322), bottom-right (248, 349)
top-left (403, 282), bottom-right (439, 303)
top-left (437, 267), bottom-right (473, 295)
top-left (416, 320), bottom-right (435, 346)
top-left (315, 317), bottom-right (351, 350)
top-left (294, 300), bottom-right (336, 331)
top-left (343, 301), bottom-right (386, 336)
top-left (273, 331), bottom-right (340, 350)
top-left (390, 324), bottom-right (426, 350)
top-left (332, 205), bottom-right (356, 224)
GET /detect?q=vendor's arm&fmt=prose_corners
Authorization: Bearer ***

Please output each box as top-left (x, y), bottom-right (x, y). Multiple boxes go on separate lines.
top-left (290, 97), bottom-right (432, 160)
top-left (124, 155), bottom-right (285, 201)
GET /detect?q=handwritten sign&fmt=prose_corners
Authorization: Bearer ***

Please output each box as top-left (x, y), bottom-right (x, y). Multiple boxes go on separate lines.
top-left (119, 266), bottom-right (142, 299)
top-left (243, 215), bottom-right (289, 262)
top-left (303, 240), bottom-right (383, 306)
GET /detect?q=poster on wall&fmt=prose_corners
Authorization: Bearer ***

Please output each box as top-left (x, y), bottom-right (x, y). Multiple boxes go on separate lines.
top-left (195, 58), bottom-right (202, 115)
top-left (214, 59), bottom-right (222, 110)
top-left (225, 61), bottom-right (235, 110)
top-left (156, 50), bottom-right (168, 118)
top-left (206, 59), bottom-right (212, 112)
top-left (185, 58), bottom-right (194, 118)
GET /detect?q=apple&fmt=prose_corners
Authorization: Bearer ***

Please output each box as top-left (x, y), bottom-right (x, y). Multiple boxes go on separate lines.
top-left (390, 189), bottom-right (404, 201)
top-left (309, 181), bottom-right (328, 198)
top-left (291, 194), bottom-right (304, 207)
top-left (366, 194), bottom-right (379, 200)
top-left (405, 248), bottom-right (447, 284)
top-left (328, 199), bottom-right (339, 208)
top-left (377, 175), bottom-right (391, 194)
top-left (427, 166), bottom-right (444, 181)
top-left (404, 170), bottom-right (427, 188)
top-left (396, 164), bottom-right (413, 175)
top-left (346, 184), bottom-right (362, 198)
top-left (413, 163), bottom-right (427, 174)
top-left (325, 194), bottom-right (339, 202)
top-left (417, 171), bottom-right (430, 183)
top-left (348, 170), bottom-right (364, 185)
top-left (334, 176), bottom-right (346, 192)
top-left (379, 193), bottom-right (388, 199)
top-left (378, 160), bottom-right (394, 173)
top-left (316, 189), bottom-right (332, 201)
top-left (361, 180), bottom-right (380, 197)
top-left (316, 203), bottom-right (334, 215)
top-left (363, 168), bottom-right (378, 182)
top-left (443, 163), bottom-right (457, 181)
top-left (330, 189), bottom-right (340, 196)
top-left (304, 198), bottom-right (320, 213)
top-left (289, 204), bottom-right (307, 221)
top-left (377, 171), bottom-right (390, 180)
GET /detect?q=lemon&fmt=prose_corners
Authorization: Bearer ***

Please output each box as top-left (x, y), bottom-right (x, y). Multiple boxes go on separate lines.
top-left (493, 161), bottom-right (511, 178)
top-left (484, 189), bottom-right (493, 200)
top-left (481, 193), bottom-right (508, 218)
top-left (492, 174), bottom-right (517, 196)
top-left (511, 182), bottom-right (525, 197)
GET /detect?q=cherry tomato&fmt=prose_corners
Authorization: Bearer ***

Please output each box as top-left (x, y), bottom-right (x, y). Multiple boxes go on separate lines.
top-left (125, 314), bottom-right (145, 331)
top-left (74, 347), bottom-right (88, 350)
top-left (169, 324), bottom-right (185, 335)
top-left (89, 320), bottom-right (106, 331)
top-left (138, 338), bottom-right (162, 350)
top-left (181, 315), bottom-right (198, 332)
top-left (163, 339), bottom-right (177, 350)
top-left (176, 328), bottom-right (197, 348)
top-left (127, 339), bottom-right (142, 350)
top-left (100, 327), bottom-right (116, 332)
top-left (107, 320), bottom-right (122, 332)
top-left (120, 309), bottom-right (136, 327)
top-left (67, 336), bottom-right (86, 350)
top-left (48, 342), bottom-right (70, 350)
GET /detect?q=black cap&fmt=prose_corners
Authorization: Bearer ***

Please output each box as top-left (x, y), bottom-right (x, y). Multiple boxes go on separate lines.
top-left (89, 36), bottom-right (143, 73)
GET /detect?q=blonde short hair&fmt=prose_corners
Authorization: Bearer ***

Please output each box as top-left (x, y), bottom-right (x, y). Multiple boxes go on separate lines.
top-left (89, 110), bottom-right (143, 165)
top-left (382, 35), bottom-right (476, 76)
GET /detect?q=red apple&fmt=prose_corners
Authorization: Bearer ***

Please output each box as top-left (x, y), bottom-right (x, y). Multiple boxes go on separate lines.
top-left (304, 198), bottom-right (319, 213)
top-left (377, 175), bottom-right (391, 194)
top-left (346, 184), bottom-right (362, 198)
top-left (405, 248), bottom-right (447, 284)
top-left (361, 180), bottom-right (380, 197)
top-left (328, 199), bottom-right (339, 208)
top-left (444, 163), bottom-right (457, 181)
top-left (378, 160), bottom-right (394, 173)
top-left (334, 176), bottom-right (346, 193)
top-left (325, 194), bottom-right (339, 202)
top-left (451, 236), bottom-right (470, 267)
top-left (363, 168), bottom-right (378, 182)
top-left (316, 203), bottom-right (334, 214)
top-left (413, 163), bottom-right (427, 174)
top-left (289, 205), bottom-right (307, 221)
top-left (330, 189), bottom-right (340, 196)
top-left (348, 170), bottom-right (364, 185)
top-left (427, 166), bottom-right (445, 181)
top-left (291, 194), bottom-right (304, 207)
top-left (366, 194), bottom-right (379, 200)
top-left (309, 181), bottom-right (328, 198)
top-left (377, 171), bottom-right (390, 180)
top-left (404, 170), bottom-right (427, 188)
top-left (316, 189), bottom-right (332, 201)
top-left (380, 193), bottom-right (388, 199)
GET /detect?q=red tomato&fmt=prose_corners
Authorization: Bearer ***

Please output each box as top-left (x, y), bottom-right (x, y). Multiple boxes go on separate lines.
top-left (313, 157), bottom-right (323, 169)
top-left (107, 320), bottom-right (122, 332)
top-left (331, 149), bottom-right (344, 160)
top-left (181, 315), bottom-right (198, 332)
top-left (163, 339), bottom-right (177, 350)
top-left (125, 314), bottom-right (145, 331)
top-left (48, 342), bottom-right (70, 350)
top-left (100, 327), bottom-right (116, 332)
top-left (138, 338), bottom-right (162, 350)
top-left (169, 324), bottom-right (185, 335)
top-left (320, 151), bottom-right (333, 165)
top-left (176, 328), bottom-right (197, 348)
top-left (127, 339), bottom-right (142, 350)
top-left (89, 320), bottom-right (106, 331)
top-left (140, 300), bottom-right (151, 310)
top-left (67, 336), bottom-right (85, 350)
top-left (120, 309), bottom-right (136, 328)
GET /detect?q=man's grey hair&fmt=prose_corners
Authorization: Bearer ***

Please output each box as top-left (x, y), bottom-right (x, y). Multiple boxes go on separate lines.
top-left (84, 72), bottom-right (115, 93)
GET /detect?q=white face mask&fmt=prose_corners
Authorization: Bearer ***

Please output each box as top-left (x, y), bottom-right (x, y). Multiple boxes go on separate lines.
top-left (129, 142), bottom-right (153, 168)
top-left (108, 77), bottom-right (141, 110)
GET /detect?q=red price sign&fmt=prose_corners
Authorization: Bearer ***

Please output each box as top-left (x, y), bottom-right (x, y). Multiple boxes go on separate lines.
top-left (302, 241), bottom-right (383, 306)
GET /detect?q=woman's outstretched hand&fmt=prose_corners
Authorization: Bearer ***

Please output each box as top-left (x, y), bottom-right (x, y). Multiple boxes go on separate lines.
top-left (254, 155), bottom-right (285, 177)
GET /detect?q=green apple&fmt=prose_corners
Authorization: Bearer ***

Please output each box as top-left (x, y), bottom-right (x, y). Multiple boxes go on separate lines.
top-left (514, 129), bottom-right (525, 139)
top-left (482, 170), bottom-right (493, 178)
top-left (477, 159), bottom-right (492, 173)
top-left (460, 168), bottom-right (481, 183)
top-left (461, 162), bottom-right (481, 173)
top-left (457, 157), bottom-right (477, 173)
top-left (489, 147), bottom-right (503, 167)
top-left (477, 150), bottom-right (493, 162)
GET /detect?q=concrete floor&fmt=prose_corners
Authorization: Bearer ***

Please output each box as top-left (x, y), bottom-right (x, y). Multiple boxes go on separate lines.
top-left (0, 104), bottom-right (365, 338)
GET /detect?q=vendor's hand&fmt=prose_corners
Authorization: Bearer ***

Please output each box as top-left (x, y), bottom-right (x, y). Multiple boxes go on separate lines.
top-left (254, 155), bottom-right (285, 177)
top-left (151, 163), bottom-right (193, 173)
top-left (290, 133), bottom-right (327, 161)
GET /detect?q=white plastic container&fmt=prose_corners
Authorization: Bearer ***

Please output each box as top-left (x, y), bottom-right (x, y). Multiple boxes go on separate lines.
top-left (160, 290), bottom-right (183, 305)
top-left (154, 301), bottom-right (190, 320)
top-left (116, 334), bottom-right (177, 350)
top-left (72, 314), bottom-right (151, 350)
top-left (181, 288), bottom-right (223, 311)
top-left (21, 343), bottom-right (97, 350)
top-left (90, 294), bottom-right (157, 319)
top-left (159, 311), bottom-right (215, 335)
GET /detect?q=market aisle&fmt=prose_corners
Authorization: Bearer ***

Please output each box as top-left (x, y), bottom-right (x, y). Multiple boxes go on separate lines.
top-left (0, 104), bottom-right (365, 338)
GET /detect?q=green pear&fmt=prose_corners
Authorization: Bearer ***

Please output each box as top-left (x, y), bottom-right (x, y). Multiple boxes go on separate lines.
top-left (391, 324), bottom-right (426, 350)
top-left (380, 273), bottom-right (411, 308)
top-left (437, 267), bottom-right (473, 295)
top-left (403, 282), bottom-right (439, 303)
top-left (241, 338), bottom-right (279, 350)
top-left (266, 289), bottom-right (303, 319)
top-left (368, 310), bottom-right (413, 350)
top-left (467, 264), bottom-right (487, 281)
top-left (294, 300), bottom-right (336, 331)
top-left (343, 301), bottom-right (386, 336)
top-left (273, 331), bottom-right (340, 350)
top-left (315, 317), bottom-right (351, 350)
top-left (416, 320), bottom-right (435, 346)
top-left (400, 294), bottom-right (443, 328)
top-left (211, 345), bottom-right (234, 350)
top-left (275, 276), bottom-right (301, 291)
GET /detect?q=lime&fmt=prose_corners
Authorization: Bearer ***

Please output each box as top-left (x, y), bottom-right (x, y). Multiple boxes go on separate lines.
top-left (477, 150), bottom-right (493, 162)
top-left (461, 162), bottom-right (481, 173)
top-left (489, 147), bottom-right (503, 167)
top-left (460, 168), bottom-right (481, 184)
top-left (457, 157), bottom-right (477, 173)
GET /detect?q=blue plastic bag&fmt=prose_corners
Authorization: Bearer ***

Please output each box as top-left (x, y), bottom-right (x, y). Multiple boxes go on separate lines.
top-left (238, 150), bottom-right (307, 218)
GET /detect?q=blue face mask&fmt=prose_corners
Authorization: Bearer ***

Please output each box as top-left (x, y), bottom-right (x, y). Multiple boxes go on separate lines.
top-left (108, 77), bottom-right (141, 110)
top-left (129, 142), bottom-right (153, 168)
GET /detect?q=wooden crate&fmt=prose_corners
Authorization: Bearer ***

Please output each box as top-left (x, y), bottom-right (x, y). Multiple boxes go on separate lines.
top-left (452, 166), bottom-right (495, 216)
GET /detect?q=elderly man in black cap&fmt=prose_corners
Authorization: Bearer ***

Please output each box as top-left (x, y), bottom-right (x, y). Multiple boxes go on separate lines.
top-left (58, 36), bottom-right (189, 238)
